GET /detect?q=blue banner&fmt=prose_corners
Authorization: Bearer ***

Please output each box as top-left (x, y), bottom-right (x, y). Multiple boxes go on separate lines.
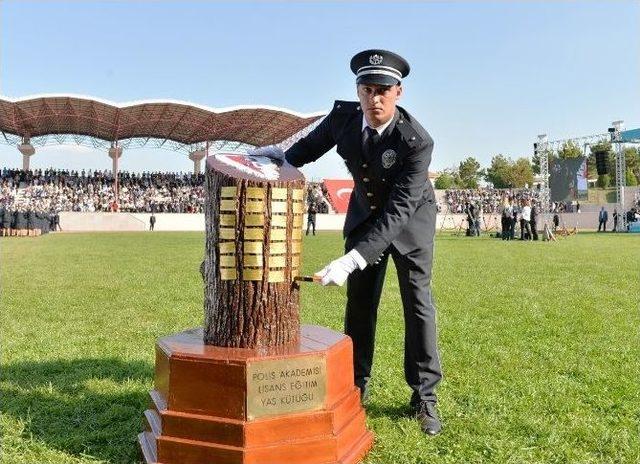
top-left (620, 128), bottom-right (640, 143)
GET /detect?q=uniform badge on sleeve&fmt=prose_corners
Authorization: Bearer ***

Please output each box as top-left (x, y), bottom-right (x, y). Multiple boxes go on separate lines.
top-left (381, 149), bottom-right (397, 169)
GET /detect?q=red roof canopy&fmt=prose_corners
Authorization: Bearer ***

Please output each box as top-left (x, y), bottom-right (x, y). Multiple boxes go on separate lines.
top-left (0, 94), bottom-right (325, 151)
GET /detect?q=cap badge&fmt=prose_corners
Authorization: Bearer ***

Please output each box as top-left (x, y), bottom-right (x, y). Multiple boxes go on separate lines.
top-left (382, 149), bottom-right (397, 169)
top-left (369, 54), bottom-right (383, 65)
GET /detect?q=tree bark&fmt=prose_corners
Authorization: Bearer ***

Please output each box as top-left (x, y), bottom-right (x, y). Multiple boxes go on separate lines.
top-left (203, 155), bottom-right (305, 348)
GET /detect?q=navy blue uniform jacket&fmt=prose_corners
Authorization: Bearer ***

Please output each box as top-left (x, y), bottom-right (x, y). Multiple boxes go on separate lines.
top-left (285, 100), bottom-right (435, 265)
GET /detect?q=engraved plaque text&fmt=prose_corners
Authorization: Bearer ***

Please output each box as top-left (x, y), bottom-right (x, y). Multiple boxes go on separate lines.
top-left (246, 355), bottom-right (327, 420)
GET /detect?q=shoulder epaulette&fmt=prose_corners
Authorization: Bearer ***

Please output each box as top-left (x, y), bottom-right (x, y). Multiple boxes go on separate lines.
top-left (332, 100), bottom-right (360, 114)
top-left (396, 117), bottom-right (424, 150)
top-left (396, 107), bottom-right (431, 150)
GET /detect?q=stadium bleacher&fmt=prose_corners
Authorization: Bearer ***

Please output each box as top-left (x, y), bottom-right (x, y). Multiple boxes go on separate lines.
top-left (1, 168), bottom-right (205, 214)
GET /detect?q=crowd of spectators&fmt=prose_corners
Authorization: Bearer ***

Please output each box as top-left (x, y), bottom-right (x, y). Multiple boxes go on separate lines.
top-left (443, 188), bottom-right (543, 214)
top-left (1, 168), bottom-right (205, 213)
top-left (2, 167), bottom-right (639, 237)
top-left (1, 168), bottom-right (337, 216)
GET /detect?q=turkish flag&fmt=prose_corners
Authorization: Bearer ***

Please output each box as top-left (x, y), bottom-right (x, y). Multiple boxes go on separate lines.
top-left (322, 179), bottom-right (354, 213)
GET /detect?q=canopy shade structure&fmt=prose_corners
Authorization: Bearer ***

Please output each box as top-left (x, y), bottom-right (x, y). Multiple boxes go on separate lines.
top-left (0, 94), bottom-right (326, 153)
top-left (620, 128), bottom-right (640, 143)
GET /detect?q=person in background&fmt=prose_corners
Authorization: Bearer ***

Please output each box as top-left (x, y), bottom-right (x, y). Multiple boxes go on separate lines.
top-left (306, 200), bottom-right (317, 236)
top-left (529, 202), bottom-right (539, 240)
top-left (501, 198), bottom-right (512, 240)
top-left (598, 206), bottom-right (608, 232)
top-left (519, 199), bottom-right (527, 240)
top-left (474, 202), bottom-right (482, 237)
top-left (510, 200), bottom-right (518, 240)
top-left (464, 201), bottom-right (476, 237)
top-left (54, 211), bottom-right (61, 231)
top-left (520, 199), bottom-right (532, 241)
top-left (0, 206), bottom-right (9, 236)
top-left (553, 213), bottom-right (560, 232)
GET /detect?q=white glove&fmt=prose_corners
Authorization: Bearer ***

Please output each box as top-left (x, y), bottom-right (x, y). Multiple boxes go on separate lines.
top-left (246, 145), bottom-right (285, 162)
top-left (315, 249), bottom-right (367, 287)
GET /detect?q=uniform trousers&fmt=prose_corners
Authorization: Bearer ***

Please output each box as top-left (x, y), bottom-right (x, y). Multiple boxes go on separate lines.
top-left (306, 216), bottom-right (316, 235)
top-left (530, 220), bottom-right (538, 240)
top-left (598, 220), bottom-right (607, 232)
top-left (344, 217), bottom-right (442, 405)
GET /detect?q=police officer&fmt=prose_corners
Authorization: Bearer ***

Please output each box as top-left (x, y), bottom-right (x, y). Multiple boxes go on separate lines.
top-left (0, 206), bottom-right (7, 236)
top-left (250, 49), bottom-right (442, 435)
top-left (53, 211), bottom-right (61, 231)
top-left (530, 202), bottom-right (539, 240)
top-left (306, 200), bottom-right (317, 236)
top-left (26, 208), bottom-right (36, 237)
top-left (464, 201), bottom-right (476, 236)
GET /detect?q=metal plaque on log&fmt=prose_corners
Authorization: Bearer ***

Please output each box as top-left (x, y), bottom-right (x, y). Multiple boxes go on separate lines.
top-left (246, 354), bottom-right (327, 420)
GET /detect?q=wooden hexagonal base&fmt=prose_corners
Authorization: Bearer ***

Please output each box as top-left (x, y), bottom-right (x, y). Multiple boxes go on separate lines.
top-left (138, 325), bottom-right (373, 464)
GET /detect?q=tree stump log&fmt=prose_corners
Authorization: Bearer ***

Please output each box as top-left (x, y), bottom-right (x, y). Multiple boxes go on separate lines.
top-left (203, 154), bottom-right (305, 348)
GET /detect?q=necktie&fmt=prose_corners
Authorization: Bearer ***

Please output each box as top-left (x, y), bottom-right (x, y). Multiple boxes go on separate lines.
top-left (362, 126), bottom-right (380, 161)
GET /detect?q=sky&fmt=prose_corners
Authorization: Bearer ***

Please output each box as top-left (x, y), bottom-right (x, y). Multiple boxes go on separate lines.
top-left (1, 1), bottom-right (639, 181)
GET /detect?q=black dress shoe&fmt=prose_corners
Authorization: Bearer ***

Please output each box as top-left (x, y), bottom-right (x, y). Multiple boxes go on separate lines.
top-left (414, 401), bottom-right (442, 435)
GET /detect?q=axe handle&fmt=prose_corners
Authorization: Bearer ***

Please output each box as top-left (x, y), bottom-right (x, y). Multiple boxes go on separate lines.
top-left (294, 275), bottom-right (322, 283)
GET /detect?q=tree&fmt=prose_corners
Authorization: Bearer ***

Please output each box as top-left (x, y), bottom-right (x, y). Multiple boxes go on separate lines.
top-left (557, 140), bottom-right (583, 159)
top-left (457, 157), bottom-right (481, 189)
top-left (626, 168), bottom-right (638, 186)
top-left (434, 172), bottom-right (456, 190)
top-left (531, 151), bottom-right (541, 175)
top-left (596, 146), bottom-right (640, 186)
top-left (596, 174), bottom-right (610, 189)
top-left (509, 157), bottom-right (535, 188)
top-left (586, 152), bottom-right (597, 179)
top-left (624, 147), bottom-right (640, 184)
top-left (531, 148), bottom-right (556, 175)
top-left (485, 155), bottom-right (512, 188)
top-left (590, 140), bottom-right (612, 154)
top-left (608, 152), bottom-right (618, 185)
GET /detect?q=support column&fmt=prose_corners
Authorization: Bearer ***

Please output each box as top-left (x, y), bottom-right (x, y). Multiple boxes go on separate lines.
top-left (188, 150), bottom-right (206, 175)
top-left (109, 145), bottom-right (123, 211)
top-left (18, 137), bottom-right (35, 171)
top-left (108, 146), bottom-right (123, 174)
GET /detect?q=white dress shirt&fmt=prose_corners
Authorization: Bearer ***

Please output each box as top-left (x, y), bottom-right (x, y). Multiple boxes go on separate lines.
top-left (362, 114), bottom-right (395, 135)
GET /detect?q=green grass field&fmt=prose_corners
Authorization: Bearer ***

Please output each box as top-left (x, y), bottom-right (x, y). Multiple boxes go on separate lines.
top-left (1, 231), bottom-right (639, 464)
